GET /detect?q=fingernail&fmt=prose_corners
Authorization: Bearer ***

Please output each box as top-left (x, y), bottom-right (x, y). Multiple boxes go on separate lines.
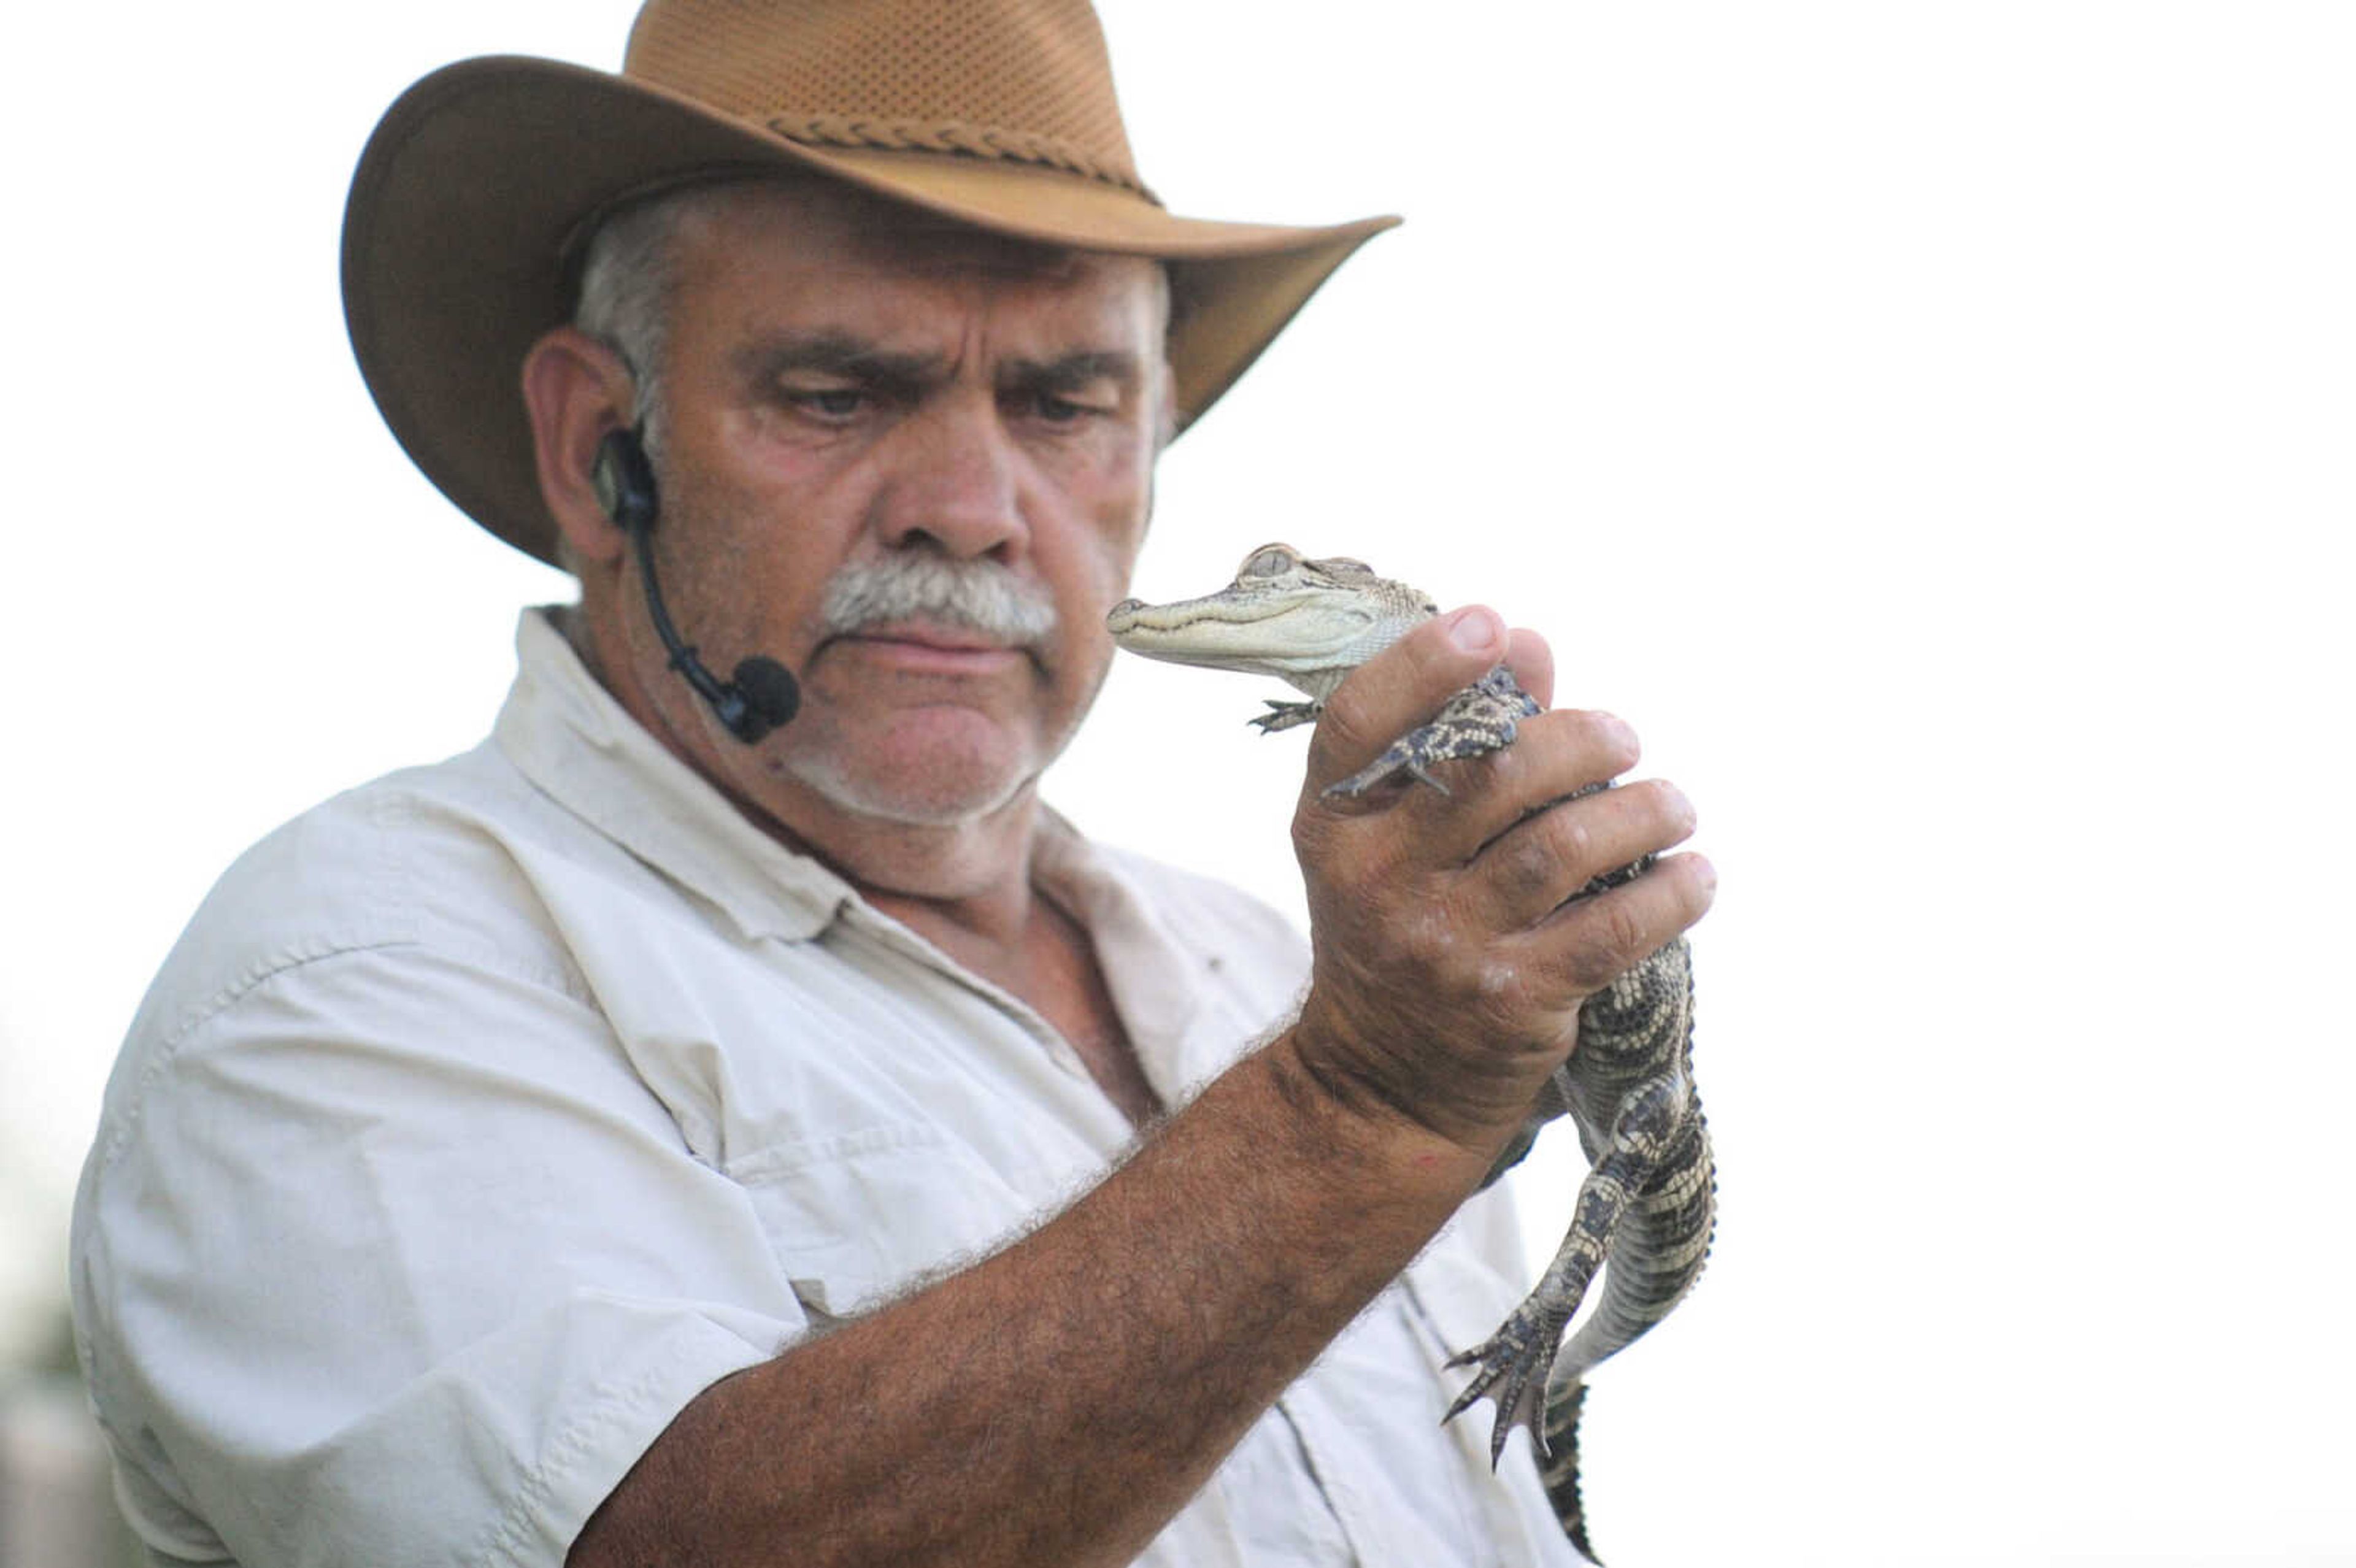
top-left (1446, 607), bottom-right (1500, 653)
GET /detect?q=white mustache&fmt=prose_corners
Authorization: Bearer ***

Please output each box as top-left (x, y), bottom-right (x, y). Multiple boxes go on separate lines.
top-left (820, 553), bottom-right (1060, 645)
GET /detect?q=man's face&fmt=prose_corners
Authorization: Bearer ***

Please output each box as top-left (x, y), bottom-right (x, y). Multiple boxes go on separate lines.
top-left (634, 182), bottom-right (1170, 831)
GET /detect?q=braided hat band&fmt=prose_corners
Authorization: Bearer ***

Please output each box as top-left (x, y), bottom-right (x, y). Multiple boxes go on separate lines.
top-left (761, 112), bottom-right (1152, 198)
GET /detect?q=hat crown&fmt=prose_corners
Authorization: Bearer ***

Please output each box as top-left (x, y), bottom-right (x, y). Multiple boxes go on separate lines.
top-left (624, 0), bottom-right (1148, 196)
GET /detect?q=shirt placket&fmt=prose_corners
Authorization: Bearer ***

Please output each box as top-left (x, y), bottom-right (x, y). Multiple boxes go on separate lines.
top-left (1269, 1393), bottom-right (1383, 1566)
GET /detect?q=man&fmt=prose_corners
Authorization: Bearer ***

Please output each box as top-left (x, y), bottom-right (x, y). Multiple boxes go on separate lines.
top-left (71, 2), bottom-right (1713, 1564)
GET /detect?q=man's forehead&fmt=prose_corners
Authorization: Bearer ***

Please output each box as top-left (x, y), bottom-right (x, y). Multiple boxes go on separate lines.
top-left (677, 175), bottom-right (1157, 293)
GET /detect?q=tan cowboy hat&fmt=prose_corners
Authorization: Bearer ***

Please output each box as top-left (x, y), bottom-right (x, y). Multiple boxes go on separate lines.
top-left (343, 0), bottom-right (1398, 564)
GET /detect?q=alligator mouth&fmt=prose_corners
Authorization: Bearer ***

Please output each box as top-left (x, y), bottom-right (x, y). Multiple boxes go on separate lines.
top-left (1105, 594), bottom-right (1379, 675)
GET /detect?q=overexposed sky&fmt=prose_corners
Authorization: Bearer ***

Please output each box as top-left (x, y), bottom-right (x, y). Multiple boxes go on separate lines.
top-left (6, 4), bottom-right (2354, 1562)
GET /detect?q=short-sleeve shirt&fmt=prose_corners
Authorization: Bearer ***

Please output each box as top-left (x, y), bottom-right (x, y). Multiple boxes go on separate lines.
top-left (71, 609), bottom-right (1585, 1567)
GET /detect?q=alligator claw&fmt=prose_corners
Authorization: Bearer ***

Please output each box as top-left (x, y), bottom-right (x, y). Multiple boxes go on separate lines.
top-left (1250, 699), bottom-right (1321, 734)
top-left (1444, 1301), bottom-right (1570, 1466)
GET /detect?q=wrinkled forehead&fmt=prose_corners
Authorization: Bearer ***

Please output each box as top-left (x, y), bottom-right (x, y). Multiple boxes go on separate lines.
top-left (674, 175), bottom-right (1167, 307)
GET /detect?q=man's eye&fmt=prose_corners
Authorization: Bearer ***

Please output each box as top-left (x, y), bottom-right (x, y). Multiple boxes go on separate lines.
top-left (788, 386), bottom-right (866, 418)
top-left (1020, 390), bottom-right (1105, 424)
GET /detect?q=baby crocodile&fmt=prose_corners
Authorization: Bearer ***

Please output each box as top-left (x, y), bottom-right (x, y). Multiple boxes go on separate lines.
top-left (1107, 543), bottom-right (1715, 1564)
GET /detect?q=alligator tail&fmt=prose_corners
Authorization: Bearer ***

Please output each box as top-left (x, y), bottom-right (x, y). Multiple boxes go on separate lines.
top-left (1539, 1380), bottom-right (1599, 1562)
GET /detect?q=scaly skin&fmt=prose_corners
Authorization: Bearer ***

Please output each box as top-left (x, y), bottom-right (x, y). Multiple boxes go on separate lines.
top-left (1108, 544), bottom-right (1717, 1564)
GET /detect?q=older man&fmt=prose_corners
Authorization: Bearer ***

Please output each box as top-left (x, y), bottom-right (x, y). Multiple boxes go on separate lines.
top-left (72, 3), bottom-right (1711, 1566)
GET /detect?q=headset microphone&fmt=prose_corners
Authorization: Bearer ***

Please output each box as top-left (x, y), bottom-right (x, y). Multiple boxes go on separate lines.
top-left (591, 428), bottom-right (801, 744)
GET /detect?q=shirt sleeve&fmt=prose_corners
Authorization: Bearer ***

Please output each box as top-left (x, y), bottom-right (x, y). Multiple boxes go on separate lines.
top-left (72, 939), bottom-right (810, 1568)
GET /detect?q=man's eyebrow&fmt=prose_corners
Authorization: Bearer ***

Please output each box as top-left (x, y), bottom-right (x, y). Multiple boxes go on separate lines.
top-left (998, 350), bottom-right (1146, 394)
top-left (734, 332), bottom-right (946, 391)
top-left (733, 336), bottom-right (1145, 398)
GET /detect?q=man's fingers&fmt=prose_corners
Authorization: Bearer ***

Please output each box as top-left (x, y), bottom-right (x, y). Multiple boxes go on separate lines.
top-left (1469, 779), bottom-right (1698, 932)
top-left (1415, 707), bottom-right (1642, 860)
top-left (1514, 851), bottom-right (1718, 996)
top-left (1306, 607), bottom-right (1508, 798)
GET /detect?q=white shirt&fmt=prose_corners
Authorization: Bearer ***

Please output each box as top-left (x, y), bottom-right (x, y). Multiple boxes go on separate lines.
top-left (71, 609), bottom-right (1586, 1567)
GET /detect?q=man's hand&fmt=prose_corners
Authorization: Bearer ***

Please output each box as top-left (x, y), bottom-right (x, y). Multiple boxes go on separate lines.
top-left (1284, 607), bottom-right (1715, 1164)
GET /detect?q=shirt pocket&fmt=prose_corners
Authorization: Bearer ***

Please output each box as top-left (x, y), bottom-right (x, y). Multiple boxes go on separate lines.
top-left (726, 1121), bottom-right (1047, 1322)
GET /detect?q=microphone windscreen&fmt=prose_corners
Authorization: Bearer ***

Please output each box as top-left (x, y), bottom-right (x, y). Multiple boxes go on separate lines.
top-left (733, 657), bottom-right (802, 728)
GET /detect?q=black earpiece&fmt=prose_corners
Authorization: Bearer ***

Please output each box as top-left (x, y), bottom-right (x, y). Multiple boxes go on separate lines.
top-left (589, 425), bottom-right (799, 744)
top-left (591, 427), bottom-right (660, 532)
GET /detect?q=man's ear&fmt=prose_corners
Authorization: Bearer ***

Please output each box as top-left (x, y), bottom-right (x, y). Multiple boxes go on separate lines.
top-left (521, 327), bottom-right (639, 570)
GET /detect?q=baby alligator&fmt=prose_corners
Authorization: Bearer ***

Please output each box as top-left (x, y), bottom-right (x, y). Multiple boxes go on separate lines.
top-left (1107, 543), bottom-right (1715, 1562)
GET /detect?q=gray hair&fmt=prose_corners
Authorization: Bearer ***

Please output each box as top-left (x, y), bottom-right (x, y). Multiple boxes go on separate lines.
top-left (571, 182), bottom-right (744, 462)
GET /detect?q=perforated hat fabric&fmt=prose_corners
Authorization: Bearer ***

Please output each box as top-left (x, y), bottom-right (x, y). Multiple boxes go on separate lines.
top-left (629, 0), bottom-right (1147, 194)
top-left (342, 0), bottom-right (1397, 564)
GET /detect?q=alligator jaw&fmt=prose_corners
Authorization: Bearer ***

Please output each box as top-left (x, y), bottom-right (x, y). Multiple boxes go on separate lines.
top-left (1107, 591), bottom-right (1379, 672)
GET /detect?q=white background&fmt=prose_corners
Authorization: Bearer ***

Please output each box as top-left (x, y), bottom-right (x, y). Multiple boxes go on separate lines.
top-left (5, 3), bottom-right (2352, 1563)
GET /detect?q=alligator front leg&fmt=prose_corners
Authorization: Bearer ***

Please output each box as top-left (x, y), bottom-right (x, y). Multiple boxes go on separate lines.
top-left (1324, 666), bottom-right (1541, 798)
top-left (1444, 1064), bottom-right (1693, 1464)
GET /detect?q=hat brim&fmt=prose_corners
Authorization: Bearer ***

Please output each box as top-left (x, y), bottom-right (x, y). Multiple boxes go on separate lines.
top-left (342, 56), bottom-right (1398, 564)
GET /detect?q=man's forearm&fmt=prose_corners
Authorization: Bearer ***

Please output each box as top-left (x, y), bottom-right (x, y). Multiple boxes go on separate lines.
top-left (569, 1032), bottom-right (1501, 1568)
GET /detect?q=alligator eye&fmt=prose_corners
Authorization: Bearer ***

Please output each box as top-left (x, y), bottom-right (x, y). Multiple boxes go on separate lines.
top-left (1238, 544), bottom-right (1301, 578)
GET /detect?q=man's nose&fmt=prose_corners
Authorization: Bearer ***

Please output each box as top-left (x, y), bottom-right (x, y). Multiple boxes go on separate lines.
top-left (870, 393), bottom-right (1026, 559)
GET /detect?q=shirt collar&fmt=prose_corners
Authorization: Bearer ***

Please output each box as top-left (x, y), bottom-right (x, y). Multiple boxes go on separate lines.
top-left (493, 607), bottom-right (853, 943)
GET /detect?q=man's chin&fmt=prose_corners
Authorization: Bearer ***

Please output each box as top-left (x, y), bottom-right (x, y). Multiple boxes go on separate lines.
top-left (785, 755), bottom-right (1037, 829)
